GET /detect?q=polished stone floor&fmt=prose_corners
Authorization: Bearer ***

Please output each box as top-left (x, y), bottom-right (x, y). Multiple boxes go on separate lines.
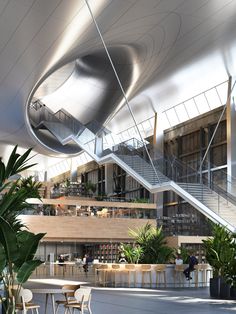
top-left (22, 278), bottom-right (236, 314)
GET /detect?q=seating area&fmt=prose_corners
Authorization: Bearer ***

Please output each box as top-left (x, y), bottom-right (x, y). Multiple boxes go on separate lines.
top-left (64, 288), bottom-right (92, 314)
top-left (20, 280), bottom-right (236, 314)
top-left (55, 284), bottom-right (81, 314)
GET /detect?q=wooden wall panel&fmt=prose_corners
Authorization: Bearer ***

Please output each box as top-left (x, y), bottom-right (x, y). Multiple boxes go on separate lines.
top-left (19, 215), bottom-right (156, 243)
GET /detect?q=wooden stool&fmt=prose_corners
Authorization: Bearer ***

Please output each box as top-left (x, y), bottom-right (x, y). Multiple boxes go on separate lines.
top-left (154, 264), bottom-right (166, 288)
top-left (124, 264), bottom-right (136, 287)
top-left (174, 264), bottom-right (185, 287)
top-left (95, 264), bottom-right (110, 286)
top-left (195, 264), bottom-right (209, 287)
top-left (111, 264), bottom-right (122, 287)
top-left (94, 264), bottom-right (102, 286)
top-left (141, 264), bottom-right (152, 288)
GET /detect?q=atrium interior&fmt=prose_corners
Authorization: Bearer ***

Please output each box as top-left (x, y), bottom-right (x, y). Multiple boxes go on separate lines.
top-left (1, 1), bottom-right (236, 312)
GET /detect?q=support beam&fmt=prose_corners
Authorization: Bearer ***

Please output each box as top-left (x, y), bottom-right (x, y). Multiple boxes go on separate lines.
top-left (226, 76), bottom-right (236, 194)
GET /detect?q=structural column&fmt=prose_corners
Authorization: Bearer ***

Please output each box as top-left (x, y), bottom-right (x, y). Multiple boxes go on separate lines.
top-left (70, 158), bottom-right (78, 182)
top-left (153, 112), bottom-right (164, 218)
top-left (105, 163), bottom-right (114, 196)
top-left (226, 76), bottom-right (236, 193)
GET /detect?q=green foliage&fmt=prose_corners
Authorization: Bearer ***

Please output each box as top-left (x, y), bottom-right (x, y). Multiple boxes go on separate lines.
top-left (128, 223), bottom-right (174, 264)
top-left (84, 181), bottom-right (96, 194)
top-left (120, 244), bottom-right (143, 264)
top-left (17, 176), bottom-right (42, 199)
top-left (0, 146), bottom-right (45, 312)
top-left (0, 146), bottom-right (36, 187)
top-left (202, 224), bottom-right (236, 278)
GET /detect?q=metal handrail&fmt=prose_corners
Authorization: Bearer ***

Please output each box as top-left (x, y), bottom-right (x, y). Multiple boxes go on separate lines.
top-left (110, 136), bottom-right (236, 206)
top-left (166, 156), bottom-right (236, 205)
top-left (184, 158), bottom-right (236, 203)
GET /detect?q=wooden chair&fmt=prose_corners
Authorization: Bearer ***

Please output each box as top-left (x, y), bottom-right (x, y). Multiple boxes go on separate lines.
top-left (141, 264), bottom-right (152, 288)
top-left (65, 288), bottom-right (92, 314)
top-left (55, 284), bottom-right (80, 314)
top-left (15, 288), bottom-right (40, 314)
top-left (154, 264), bottom-right (166, 288)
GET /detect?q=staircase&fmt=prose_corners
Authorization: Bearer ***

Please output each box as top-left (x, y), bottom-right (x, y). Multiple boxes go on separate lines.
top-left (176, 182), bottom-right (236, 231)
top-left (29, 102), bottom-right (236, 232)
top-left (115, 154), bottom-right (170, 185)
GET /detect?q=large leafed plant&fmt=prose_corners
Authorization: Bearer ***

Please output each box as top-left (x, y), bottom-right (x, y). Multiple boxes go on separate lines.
top-left (202, 224), bottom-right (236, 278)
top-left (0, 146), bottom-right (45, 313)
top-left (125, 223), bottom-right (174, 264)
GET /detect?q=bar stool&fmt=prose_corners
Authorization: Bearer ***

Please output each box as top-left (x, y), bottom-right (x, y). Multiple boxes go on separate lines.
top-left (195, 264), bottom-right (209, 287)
top-left (95, 264), bottom-right (110, 286)
top-left (111, 264), bottom-right (122, 287)
top-left (124, 264), bottom-right (136, 287)
top-left (141, 264), bottom-right (152, 288)
top-left (94, 264), bottom-right (102, 286)
top-left (154, 264), bottom-right (166, 288)
top-left (174, 264), bottom-right (185, 287)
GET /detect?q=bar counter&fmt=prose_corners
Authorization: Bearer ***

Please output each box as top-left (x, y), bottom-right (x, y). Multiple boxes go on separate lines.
top-left (93, 263), bottom-right (213, 288)
top-left (33, 262), bottom-right (212, 288)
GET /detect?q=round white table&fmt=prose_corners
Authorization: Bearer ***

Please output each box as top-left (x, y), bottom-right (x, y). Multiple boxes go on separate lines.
top-left (31, 288), bottom-right (73, 314)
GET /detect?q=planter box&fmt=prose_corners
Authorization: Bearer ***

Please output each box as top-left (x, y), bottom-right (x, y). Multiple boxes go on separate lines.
top-left (210, 277), bottom-right (231, 299)
top-left (220, 281), bottom-right (231, 299)
top-left (210, 277), bottom-right (221, 298)
top-left (230, 286), bottom-right (236, 300)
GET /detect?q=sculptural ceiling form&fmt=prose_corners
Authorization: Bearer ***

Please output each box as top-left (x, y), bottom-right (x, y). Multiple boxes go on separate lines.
top-left (0, 0), bottom-right (235, 167)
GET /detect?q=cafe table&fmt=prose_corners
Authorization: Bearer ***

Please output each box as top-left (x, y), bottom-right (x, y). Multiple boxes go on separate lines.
top-left (31, 288), bottom-right (73, 314)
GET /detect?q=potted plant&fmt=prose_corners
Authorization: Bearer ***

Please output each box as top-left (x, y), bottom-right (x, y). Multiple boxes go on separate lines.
top-left (202, 224), bottom-right (236, 299)
top-left (0, 146), bottom-right (45, 313)
top-left (84, 181), bottom-right (96, 196)
top-left (225, 257), bottom-right (236, 299)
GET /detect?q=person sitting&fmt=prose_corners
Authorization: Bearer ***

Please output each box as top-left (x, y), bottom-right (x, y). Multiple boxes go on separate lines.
top-left (83, 254), bottom-right (93, 273)
top-left (183, 252), bottom-right (198, 280)
top-left (118, 253), bottom-right (127, 263)
top-left (58, 255), bottom-right (65, 266)
top-left (175, 253), bottom-right (183, 265)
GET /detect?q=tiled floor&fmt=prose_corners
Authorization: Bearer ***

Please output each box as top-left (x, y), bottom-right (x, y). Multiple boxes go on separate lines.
top-left (22, 277), bottom-right (236, 314)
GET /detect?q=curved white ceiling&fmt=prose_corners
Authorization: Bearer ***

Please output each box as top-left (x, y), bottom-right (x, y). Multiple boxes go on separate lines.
top-left (0, 0), bottom-right (236, 166)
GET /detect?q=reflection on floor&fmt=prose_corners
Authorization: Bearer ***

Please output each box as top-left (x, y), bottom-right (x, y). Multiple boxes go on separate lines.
top-left (23, 278), bottom-right (236, 314)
